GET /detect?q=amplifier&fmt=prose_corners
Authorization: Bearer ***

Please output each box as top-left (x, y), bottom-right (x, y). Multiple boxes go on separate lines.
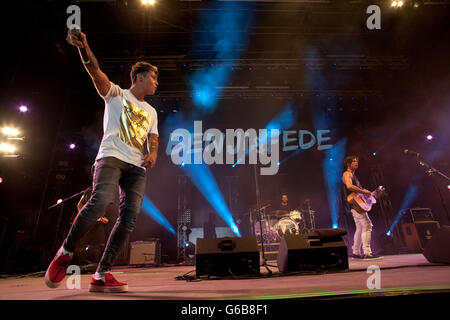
top-left (277, 230), bottom-right (349, 273)
top-left (401, 221), bottom-right (440, 252)
top-left (402, 208), bottom-right (434, 223)
top-left (129, 239), bottom-right (161, 266)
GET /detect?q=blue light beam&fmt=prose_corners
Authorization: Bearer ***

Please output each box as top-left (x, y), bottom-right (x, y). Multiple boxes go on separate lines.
top-left (181, 163), bottom-right (241, 237)
top-left (387, 185), bottom-right (419, 235)
top-left (141, 196), bottom-right (176, 235)
top-left (322, 138), bottom-right (347, 229)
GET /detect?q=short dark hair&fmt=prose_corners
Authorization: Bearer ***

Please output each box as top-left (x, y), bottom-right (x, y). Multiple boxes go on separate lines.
top-left (344, 155), bottom-right (358, 168)
top-left (130, 61), bottom-right (158, 84)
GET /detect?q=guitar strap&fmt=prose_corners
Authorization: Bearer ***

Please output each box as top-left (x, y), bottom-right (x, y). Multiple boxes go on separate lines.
top-left (353, 174), bottom-right (362, 189)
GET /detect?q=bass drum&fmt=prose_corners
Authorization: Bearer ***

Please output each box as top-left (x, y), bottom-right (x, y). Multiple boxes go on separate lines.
top-left (276, 217), bottom-right (299, 238)
top-left (289, 210), bottom-right (302, 221)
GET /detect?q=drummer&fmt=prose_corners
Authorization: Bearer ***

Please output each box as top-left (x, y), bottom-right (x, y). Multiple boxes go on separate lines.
top-left (272, 194), bottom-right (295, 216)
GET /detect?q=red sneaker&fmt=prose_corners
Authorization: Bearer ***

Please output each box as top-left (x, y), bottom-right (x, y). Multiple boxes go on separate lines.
top-left (44, 246), bottom-right (73, 288)
top-left (89, 273), bottom-right (128, 293)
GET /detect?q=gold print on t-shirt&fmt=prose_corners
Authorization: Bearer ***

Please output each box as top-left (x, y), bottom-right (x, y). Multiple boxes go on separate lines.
top-left (118, 98), bottom-right (151, 152)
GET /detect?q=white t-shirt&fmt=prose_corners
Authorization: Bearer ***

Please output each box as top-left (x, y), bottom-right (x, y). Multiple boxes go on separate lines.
top-left (95, 82), bottom-right (158, 168)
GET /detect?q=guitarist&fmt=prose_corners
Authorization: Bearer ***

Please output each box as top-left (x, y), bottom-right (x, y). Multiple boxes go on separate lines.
top-left (342, 156), bottom-right (382, 260)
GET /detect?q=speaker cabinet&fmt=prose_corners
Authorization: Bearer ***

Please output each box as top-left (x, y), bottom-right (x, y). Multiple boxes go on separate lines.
top-left (129, 240), bottom-right (161, 266)
top-left (277, 231), bottom-right (349, 273)
top-left (423, 225), bottom-right (450, 264)
top-left (195, 236), bottom-right (260, 277)
top-left (401, 221), bottom-right (440, 252)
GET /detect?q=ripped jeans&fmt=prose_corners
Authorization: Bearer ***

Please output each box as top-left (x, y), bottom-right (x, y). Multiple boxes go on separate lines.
top-left (351, 209), bottom-right (373, 256)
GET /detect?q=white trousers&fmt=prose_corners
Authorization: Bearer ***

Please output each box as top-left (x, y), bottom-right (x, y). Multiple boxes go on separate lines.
top-left (351, 209), bottom-right (373, 255)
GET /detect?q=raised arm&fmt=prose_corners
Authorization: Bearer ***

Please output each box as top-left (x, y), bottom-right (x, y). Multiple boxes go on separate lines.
top-left (66, 30), bottom-right (111, 96)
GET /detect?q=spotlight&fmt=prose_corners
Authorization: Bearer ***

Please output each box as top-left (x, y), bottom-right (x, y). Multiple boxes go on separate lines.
top-left (391, 1), bottom-right (398, 7)
top-left (447, 185), bottom-right (450, 190)
top-left (184, 241), bottom-right (195, 256)
top-left (141, 0), bottom-right (155, 5)
top-left (0, 177), bottom-right (3, 183)
top-left (69, 143), bottom-right (76, 150)
top-left (373, 152), bottom-right (377, 156)
top-left (386, 230), bottom-right (392, 236)
top-left (2, 127), bottom-right (20, 137)
top-left (412, 0), bottom-right (423, 8)
top-left (398, 1), bottom-right (404, 7)
top-left (19, 105), bottom-right (28, 113)
top-left (426, 135), bottom-right (433, 141)
top-left (0, 143), bottom-right (17, 153)
top-left (57, 199), bottom-right (63, 204)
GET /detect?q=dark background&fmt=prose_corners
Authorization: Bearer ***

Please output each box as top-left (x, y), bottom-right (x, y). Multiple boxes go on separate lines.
top-left (0, 0), bottom-right (449, 273)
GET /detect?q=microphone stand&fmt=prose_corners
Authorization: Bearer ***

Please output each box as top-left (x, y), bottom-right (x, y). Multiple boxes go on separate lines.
top-left (414, 158), bottom-right (450, 224)
top-left (48, 188), bottom-right (88, 254)
top-left (253, 164), bottom-right (275, 274)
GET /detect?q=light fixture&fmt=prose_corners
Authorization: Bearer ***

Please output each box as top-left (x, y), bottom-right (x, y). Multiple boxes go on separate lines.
top-left (2, 127), bottom-right (20, 137)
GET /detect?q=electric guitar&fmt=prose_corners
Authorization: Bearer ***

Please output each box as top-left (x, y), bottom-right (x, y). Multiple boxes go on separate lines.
top-left (347, 186), bottom-right (385, 213)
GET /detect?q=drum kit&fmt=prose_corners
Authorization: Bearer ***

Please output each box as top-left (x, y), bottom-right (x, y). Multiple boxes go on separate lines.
top-left (253, 201), bottom-right (317, 243)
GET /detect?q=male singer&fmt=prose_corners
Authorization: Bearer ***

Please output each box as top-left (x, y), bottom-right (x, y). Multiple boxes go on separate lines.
top-left (45, 29), bottom-right (159, 292)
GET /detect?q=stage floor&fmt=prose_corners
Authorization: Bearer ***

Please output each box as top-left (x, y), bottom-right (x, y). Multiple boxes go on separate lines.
top-left (0, 254), bottom-right (449, 300)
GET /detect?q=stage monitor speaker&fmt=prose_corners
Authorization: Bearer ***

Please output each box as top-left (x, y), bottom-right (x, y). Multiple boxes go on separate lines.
top-left (277, 229), bottom-right (349, 273)
top-left (401, 221), bottom-right (440, 252)
top-left (195, 236), bottom-right (260, 277)
top-left (423, 225), bottom-right (450, 264)
top-left (129, 239), bottom-right (161, 266)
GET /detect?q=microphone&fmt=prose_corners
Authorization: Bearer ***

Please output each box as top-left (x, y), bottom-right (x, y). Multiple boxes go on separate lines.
top-left (404, 149), bottom-right (420, 157)
top-left (69, 26), bottom-right (82, 41)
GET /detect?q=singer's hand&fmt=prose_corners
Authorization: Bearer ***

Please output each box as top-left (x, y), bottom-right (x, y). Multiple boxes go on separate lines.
top-left (362, 189), bottom-right (372, 196)
top-left (66, 29), bottom-right (87, 48)
top-left (142, 153), bottom-right (157, 169)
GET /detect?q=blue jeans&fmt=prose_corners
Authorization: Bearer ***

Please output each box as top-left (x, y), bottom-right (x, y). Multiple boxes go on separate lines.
top-left (63, 157), bottom-right (146, 273)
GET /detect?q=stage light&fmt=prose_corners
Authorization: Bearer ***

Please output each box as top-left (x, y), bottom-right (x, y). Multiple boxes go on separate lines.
top-left (387, 185), bottom-right (419, 236)
top-left (2, 127), bottom-right (20, 137)
top-left (426, 135), bottom-right (433, 141)
top-left (57, 199), bottom-right (63, 204)
top-left (69, 143), bottom-right (76, 150)
top-left (141, 196), bottom-right (176, 235)
top-left (141, 0), bottom-right (155, 5)
top-left (0, 177), bottom-right (3, 183)
top-left (0, 143), bottom-right (17, 153)
top-left (19, 105), bottom-right (28, 113)
top-left (322, 139), bottom-right (347, 231)
top-left (373, 152), bottom-right (377, 156)
top-left (391, 0), bottom-right (404, 7)
top-left (447, 185), bottom-right (450, 190)
top-left (181, 163), bottom-right (241, 237)
top-left (332, 224), bottom-right (338, 229)
top-left (386, 230), bottom-right (392, 236)
top-left (412, 0), bottom-right (423, 8)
